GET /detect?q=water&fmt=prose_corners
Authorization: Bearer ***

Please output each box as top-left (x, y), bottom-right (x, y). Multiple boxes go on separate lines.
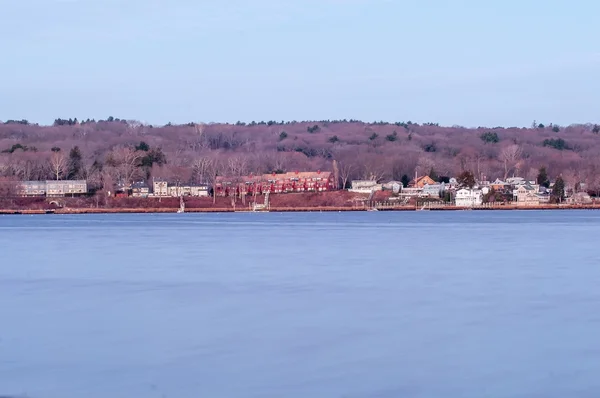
top-left (1, 211), bottom-right (600, 398)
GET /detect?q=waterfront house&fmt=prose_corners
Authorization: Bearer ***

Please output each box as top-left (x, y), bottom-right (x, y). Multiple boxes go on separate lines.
top-left (168, 184), bottom-right (209, 197)
top-left (349, 180), bottom-right (382, 193)
top-left (152, 178), bottom-right (169, 196)
top-left (19, 181), bottom-right (47, 197)
top-left (398, 187), bottom-right (422, 198)
top-left (537, 191), bottom-right (551, 203)
top-left (131, 182), bottom-right (150, 198)
top-left (490, 178), bottom-right (509, 191)
top-left (46, 180), bottom-right (87, 197)
top-left (447, 178), bottom-right (459, 189)
top-left (455, 188), bottom-right (483, 207)
top-left (513, 184), bottom-right (540, 205)
top-left (506, 177), bottom-right (526, 186)
top-left (152, 177), bottom-right (209, 197)
top-left (421, 183), bottom-right (444, 198)
top-left (410, 175), bottom-right (436, 188)
top-left (566, 192), bottom-right (593, 204)
top-left (19, 180), bottom-right (87, 197)
top-left (382, 181), bottom-right (403, 193)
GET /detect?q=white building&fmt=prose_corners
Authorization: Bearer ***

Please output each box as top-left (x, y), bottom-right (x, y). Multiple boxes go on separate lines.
top-left (455, 188), bottom-right (483, 207)
top-left (152, 178), bottom-right (209, 197)
top-left (19, 180), bottom-right (87, 197)
top-left (381, 181), bottom-right (403, 194)
top-left (349, 180), bottom-right (382, 193)
top-left (168, 185), bottom-right (209, 197)
top-left (152, 179), bottom-right (168, 196)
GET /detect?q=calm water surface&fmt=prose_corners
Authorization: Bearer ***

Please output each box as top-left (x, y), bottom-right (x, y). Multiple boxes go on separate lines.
top-left (1, 211), bottom-right (600, 398)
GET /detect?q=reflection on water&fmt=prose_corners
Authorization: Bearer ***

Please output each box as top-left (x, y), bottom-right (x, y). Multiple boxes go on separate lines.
top-left (1, 211), bottom-right (600, 398)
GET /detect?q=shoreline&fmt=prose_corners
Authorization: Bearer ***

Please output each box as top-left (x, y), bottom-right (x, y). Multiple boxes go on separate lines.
top-left (2, 204), bottom-right (600, 215)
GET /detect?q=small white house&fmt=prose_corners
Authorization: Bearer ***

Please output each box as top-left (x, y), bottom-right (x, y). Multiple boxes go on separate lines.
top-left (455, 188), bottom-right (483, 207)
top-left (349, 180), bottom-right (382, 193)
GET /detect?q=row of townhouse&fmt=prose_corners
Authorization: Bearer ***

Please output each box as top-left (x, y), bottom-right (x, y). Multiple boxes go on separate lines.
top-left (19, 180), bottom-right (88, 197)
top-left (214, 171), bottom-right (334, 196)
top-left (115, 179), bottom-right (210, 198)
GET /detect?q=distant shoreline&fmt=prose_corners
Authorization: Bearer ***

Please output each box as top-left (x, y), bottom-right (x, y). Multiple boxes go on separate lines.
top-left (2, 204), bottom-right (599, 215)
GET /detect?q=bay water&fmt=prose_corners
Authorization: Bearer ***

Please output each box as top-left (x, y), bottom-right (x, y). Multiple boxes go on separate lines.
top-left (1, 211), bottom-right (600, 398)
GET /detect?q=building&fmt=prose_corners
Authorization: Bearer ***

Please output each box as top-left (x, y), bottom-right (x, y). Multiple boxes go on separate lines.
top-left (152, 179), bottom-right (169, 196)
top-left (167, 184), bottom-right (209, 197)
top-left (398, 187), bottom-right (422, 198)
top-left (490, 178), bottom-right (509, 191)
top-left (382, 181), bottom-right (403, 193)
top-left (410, 175), bottom-right (436, 188)
top-left (455, 188), bottom-right (483, 207)
top-left (151, 177), bottom-right (209, 197)
top-left (349, 180), bottom-right (382, 193)
top-left (18, 180), bottom-right (87, 197)
top-left (566, 192), bottom-right (593, 204)
top-left (215, 171), bottom-right (334, 196)
top-left (421, 183), bottom-right (445, 198)
top-left (507, 177), bottom-right (536, 187)
top-left (46, 180), bottom-right (88, 197)
top-left (131, 182), bottom-right (150, 198)
top-left (513, 184), bottom-right (540, 205)
top-left (20, 181), bottom-right (47, 196)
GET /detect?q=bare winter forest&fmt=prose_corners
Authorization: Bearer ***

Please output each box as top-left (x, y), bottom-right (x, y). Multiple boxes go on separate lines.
top-left (1, 118), bottom-right (600, 193)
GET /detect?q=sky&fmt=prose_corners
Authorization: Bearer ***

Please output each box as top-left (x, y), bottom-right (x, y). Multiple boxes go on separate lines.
top-left (1, 0), bottom-right (599, 127)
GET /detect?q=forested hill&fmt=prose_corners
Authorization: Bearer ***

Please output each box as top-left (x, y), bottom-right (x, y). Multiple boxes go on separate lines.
top-left (1, 118), bottom-right (600, 192)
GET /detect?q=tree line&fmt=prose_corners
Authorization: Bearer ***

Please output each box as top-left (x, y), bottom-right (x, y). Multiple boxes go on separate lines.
top-left (1, 119), bottom-right (600, 197)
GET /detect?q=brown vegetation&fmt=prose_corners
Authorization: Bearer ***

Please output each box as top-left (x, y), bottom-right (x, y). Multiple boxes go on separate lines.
top-left (1, 118), bottom-right (600, 197)
top-left (0, 191), bottom-right (370, 211)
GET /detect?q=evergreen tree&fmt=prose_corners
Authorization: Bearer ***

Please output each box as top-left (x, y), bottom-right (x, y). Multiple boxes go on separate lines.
top-left (552, 176), bottom-right (565, 203)
top-left (135, 141), bottom-right (150, 152)
top-left (457, 170), bottom-right (476, 188)
top-left (68, 146), bottom-right (83, 179)
top-left (428, 168), bottom-right (438, 182)
top-left (536, 167), bottom-right (550, 188)
top-left (401, 174), bottom-right (410, 188)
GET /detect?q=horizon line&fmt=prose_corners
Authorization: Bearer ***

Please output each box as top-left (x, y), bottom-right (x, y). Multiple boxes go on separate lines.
top-left (2, 117), bottom-right (599, 130)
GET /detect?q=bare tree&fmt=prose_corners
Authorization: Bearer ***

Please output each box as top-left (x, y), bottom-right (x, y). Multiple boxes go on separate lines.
top-left (13, 158), bottom-right (36, 180)
top-left (49, 151), bottom-right (68, 180)
top-left (499, 144), bottom-right (522, 180)
top-left (192, 156), bottom-right (214, 184)
top-left (332, 159), bottom-right (339, 190)
top-left (206, 158), bottom-right (223, 204)
top-left (107, 146), bottom-right (143, 185)
top-left (360, 156), bottom-right (386, 182)
top-left (416, 156), bottom-right (436, 178)
top-left (227, 155), bottom-right (249, 177)
top-left (189, 123), bottom-right (206, 152)
top-left (337, 161), bottom-right (354, 190)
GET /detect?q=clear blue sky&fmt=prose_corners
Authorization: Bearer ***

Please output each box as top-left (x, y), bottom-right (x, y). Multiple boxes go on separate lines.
top-left (1, 0), bottom-right (598, 127)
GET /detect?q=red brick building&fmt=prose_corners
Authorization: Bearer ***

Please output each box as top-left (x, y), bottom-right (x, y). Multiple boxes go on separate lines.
top-left (215, 171), bottom-right (334, 196)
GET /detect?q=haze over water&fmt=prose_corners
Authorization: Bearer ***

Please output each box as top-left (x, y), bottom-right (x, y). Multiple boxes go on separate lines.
top-left (1, 211), bottom-right (600, 398)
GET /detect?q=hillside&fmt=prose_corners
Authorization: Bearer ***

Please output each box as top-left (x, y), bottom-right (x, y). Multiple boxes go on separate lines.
top-left (1, 118), bottom-right (600, 193)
